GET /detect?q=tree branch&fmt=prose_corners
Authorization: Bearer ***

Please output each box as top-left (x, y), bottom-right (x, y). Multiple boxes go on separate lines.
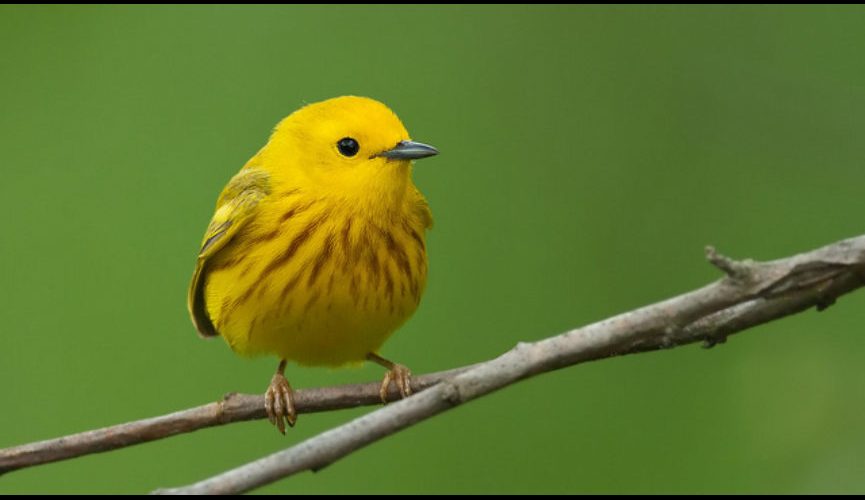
top-left (2, 235), bottom-right (864, 493)
top-left (0, 366), bottom-right (474, 475)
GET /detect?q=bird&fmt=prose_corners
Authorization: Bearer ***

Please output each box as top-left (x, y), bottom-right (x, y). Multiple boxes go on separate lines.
top-left (187, 96), bottom-right (438, 433)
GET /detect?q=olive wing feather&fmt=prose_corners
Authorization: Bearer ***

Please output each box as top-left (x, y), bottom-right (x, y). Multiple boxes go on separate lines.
top-left (187, 168), bottom-right (271, 338)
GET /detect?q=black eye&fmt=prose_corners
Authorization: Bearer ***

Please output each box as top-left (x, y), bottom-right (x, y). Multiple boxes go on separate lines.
top-left (337, 137), bottom-right (359, 157)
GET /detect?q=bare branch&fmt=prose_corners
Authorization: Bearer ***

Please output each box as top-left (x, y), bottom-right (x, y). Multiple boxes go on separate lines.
top-left (0, 366), bottom-right (474, 475)
top-left (152, 235), bottom-right (865, 494)
top-left (3, 235), bottom-right (864, 493)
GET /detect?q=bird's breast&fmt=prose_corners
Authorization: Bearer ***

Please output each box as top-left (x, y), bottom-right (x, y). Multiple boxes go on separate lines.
top-left (205, 192), bottom-right (429, 365)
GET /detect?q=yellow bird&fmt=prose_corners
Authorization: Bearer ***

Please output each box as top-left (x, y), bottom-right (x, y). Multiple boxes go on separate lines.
top-left (187, 96), bottom-right (437, 433)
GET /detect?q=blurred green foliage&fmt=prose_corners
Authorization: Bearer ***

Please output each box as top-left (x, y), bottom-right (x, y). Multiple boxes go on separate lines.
top-left (1, 5), bottom-right (864, 494)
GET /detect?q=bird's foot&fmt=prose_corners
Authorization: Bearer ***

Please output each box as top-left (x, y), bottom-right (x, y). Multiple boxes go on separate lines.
top-left (264, 372), bottom-right (296, 434)
top-left (378, 363), bottom-right (413, 403)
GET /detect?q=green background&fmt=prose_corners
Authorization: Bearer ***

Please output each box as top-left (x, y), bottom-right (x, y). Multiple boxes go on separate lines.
top-left (2, 5), bottom-right (864, 494)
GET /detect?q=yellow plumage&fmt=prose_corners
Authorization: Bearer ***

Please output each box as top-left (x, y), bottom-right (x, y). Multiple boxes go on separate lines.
top-left (187, 96), bottom-right (437, 431)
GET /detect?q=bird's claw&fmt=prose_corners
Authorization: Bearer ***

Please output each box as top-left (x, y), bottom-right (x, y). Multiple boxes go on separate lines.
top-left (379, 363), bottom-right (413, 403)
top-left (265, 373), bottom-right (296, 434)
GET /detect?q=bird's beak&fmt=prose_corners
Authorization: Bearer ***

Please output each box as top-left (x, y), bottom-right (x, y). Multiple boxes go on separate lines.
top-left (379, 140), bottom-right (439, 160)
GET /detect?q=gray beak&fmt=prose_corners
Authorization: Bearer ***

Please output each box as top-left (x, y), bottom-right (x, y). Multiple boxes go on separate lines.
top-left (379, 140), bottom-right (439, 160)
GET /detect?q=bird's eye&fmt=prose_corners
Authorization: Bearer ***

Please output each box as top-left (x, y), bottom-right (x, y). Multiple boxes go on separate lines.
top-left (337, 137), bottom-right (360, 157)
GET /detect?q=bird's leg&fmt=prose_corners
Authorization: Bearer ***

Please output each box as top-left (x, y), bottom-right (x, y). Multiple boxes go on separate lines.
top-left (366, 352), bottom-right (413, 403)
top-left (264, 359), bottom-right (296, 434)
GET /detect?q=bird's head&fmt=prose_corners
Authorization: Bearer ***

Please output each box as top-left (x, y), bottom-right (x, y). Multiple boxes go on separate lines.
top-left (260, 96), bottom-right (437, 206)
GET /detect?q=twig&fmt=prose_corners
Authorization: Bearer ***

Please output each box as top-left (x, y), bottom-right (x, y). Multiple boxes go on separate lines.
top-left (152, 235), bottom-right (865, 494)
top-left (0, 366), bottom-right (474, 475)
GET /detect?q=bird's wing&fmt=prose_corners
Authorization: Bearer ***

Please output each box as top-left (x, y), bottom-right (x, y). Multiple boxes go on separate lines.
top-left (187, 168), bottom-right (271, 338)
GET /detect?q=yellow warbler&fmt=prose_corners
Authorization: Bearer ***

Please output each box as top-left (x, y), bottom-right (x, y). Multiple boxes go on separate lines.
top-left (187, 96), bottom-right (437, 433)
